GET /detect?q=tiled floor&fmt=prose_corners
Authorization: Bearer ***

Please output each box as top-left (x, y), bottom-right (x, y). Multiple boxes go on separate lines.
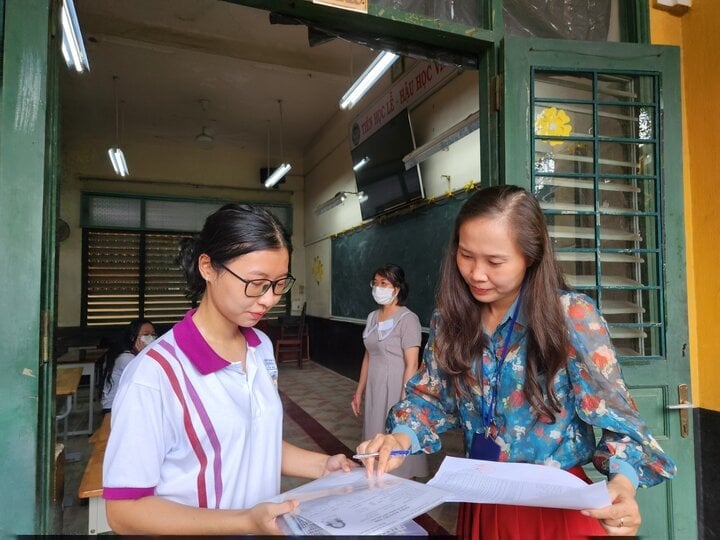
top-left (59, 360), bottom-right (462, 536)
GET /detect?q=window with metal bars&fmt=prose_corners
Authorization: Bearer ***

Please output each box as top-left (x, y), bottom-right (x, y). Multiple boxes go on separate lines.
top-left (83, 229), bottom-right (194, 326)
top-left (83, 229), bottom-right (292, 326)
top-left (531, 70), bottom-right (664, 360)
top-left (80, 193), bottom-right (293, 327)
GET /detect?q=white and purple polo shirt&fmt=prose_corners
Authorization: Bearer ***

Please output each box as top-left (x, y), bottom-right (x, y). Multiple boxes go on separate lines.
top-left (102, 309), bottom-right (283, 509)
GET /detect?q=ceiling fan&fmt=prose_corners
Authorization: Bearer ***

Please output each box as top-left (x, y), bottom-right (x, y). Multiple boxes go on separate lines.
top-left (195, 125), bottom-right (214, 148)
top-left (194, 98), bottom-right (215, 149)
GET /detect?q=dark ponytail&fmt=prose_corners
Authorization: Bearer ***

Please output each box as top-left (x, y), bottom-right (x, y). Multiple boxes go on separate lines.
top-left (178, 203), bottom-right (292, 302)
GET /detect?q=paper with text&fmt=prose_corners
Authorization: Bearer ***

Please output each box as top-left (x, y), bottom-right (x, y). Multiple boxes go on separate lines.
top-left (272, 469), bottom-right (447, 536)
top-left (427, 456), bottom-right (611, 510)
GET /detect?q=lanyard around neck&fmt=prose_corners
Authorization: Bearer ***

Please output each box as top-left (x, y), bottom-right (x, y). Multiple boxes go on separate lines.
top-left (481, 289), bottom-right (524, 430)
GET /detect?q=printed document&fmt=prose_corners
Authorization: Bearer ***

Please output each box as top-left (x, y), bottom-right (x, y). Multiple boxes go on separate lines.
top-left (271, 468), bottom-right (447, 536)
top-left (427, 456), bottom-right (611, 510)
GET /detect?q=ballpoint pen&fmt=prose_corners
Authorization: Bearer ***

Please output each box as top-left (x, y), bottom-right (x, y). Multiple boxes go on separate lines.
top-left (352, 449), bottom-right (411, 460)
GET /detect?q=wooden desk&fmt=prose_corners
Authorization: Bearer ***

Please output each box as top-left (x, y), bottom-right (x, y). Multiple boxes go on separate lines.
top-left (88, 412), bottom-right (111, 445)
top-left (57, 348), bottom-right (107, 435)
top-left (56, 367), bottom-right (83, 441)
top-left (57, 367), bottom-right (83, 396)
top-left (79, 414), bottom-right (112, 535)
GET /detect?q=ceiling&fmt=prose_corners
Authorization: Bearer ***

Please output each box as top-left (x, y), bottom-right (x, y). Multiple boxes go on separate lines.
top-left (61, 0), bottom-right (377, 161)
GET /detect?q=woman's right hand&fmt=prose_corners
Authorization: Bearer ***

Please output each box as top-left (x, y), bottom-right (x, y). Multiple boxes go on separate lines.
top-left (350, 392), bottom-right (362, 417)
top-left (356, 432), bottom-right (411, 477)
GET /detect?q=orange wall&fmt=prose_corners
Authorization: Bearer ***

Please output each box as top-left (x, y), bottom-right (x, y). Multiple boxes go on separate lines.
top-left (650, 1), bottom-right (720, 411)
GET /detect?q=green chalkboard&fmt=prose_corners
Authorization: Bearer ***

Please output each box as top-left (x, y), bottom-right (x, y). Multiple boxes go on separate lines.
top-left (331, 194), bottom-right (470, 326)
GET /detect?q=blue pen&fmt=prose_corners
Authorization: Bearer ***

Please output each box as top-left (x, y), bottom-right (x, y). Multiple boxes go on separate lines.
top-left (352, 449), bottom-right (411, 460)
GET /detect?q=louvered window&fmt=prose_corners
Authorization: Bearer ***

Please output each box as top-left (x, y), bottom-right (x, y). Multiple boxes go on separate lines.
top-left (532, 70), bottom-right (664, 360)
top-left (84, 230), bottom-right (194, 326)
top-left (81, 194), bottom-right (293, 327)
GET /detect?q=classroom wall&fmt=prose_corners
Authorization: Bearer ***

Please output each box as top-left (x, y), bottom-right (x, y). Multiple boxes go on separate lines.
top-left (303, 65), bottom-right (481, 319)
top-left (57, 134), bottom-right (306, 327)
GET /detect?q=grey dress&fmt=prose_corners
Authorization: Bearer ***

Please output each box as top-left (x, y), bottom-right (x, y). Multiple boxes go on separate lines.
top-left (362, 306), bottom-right (428, 478)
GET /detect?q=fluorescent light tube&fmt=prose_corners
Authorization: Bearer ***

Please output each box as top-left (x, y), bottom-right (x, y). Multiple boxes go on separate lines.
top-left (264, 162), bottom-right (291, 188)
top-left (314, 192), bottom-right (346, 215)
top-left (314, 191), bottom-right (367, 215)
top-left (60, 0), bottom-right (90, 73)
top-left (353, 156), bottom-right (370, 171)
top-left (403, 111), bottom-right (480, 170)
top-left (107, 147), bottom-right (129, 177)
top-left (339, 51), bottom-right (398, 110)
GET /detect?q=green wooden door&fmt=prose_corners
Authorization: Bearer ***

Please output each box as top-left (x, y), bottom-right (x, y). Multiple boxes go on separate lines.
top-left (502, 37), bottom-right (694, 539)
top-left (0, 0), bottom-right (57, 534)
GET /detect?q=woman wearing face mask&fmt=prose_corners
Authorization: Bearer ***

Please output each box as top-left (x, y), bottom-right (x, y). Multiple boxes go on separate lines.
top-left (351, 264), bottom-right (428, 479)
top-left (101, 318), bottom-right (156, 413)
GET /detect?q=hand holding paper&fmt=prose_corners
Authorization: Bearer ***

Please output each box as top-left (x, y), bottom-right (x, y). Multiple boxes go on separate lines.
top-left (427, 456), bottom-right (611, 510)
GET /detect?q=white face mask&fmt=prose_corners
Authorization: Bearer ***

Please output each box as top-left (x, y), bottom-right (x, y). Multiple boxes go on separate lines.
top-left (138, 334), bottom-right (155, 347)
top-left (372, 286), bottom-right (397, 306)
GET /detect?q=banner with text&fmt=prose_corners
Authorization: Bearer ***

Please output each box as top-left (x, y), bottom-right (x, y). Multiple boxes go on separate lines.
top-left (350, 61), bottom-right (460, 149)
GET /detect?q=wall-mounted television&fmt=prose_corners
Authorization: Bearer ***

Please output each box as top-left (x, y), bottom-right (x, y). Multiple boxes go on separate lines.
top-left (350, 109), bottom-right (424, 221)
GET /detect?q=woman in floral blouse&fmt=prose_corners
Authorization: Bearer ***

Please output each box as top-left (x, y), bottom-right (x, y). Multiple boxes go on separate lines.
top-left (357, 185), bottom-right (676, 538)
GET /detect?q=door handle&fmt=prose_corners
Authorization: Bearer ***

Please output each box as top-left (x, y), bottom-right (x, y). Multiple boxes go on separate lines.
top-left (666, 403), bottom-right (695, 410)
top-left (667, 384), bottom-right (692, 438)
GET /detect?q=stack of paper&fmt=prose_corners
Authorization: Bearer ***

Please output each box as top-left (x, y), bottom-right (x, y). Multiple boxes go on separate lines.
top-left (427, 456), bottom-right (611, 509)
top-left (273, 469), bottom-right (446, 536)
top-left (272, 457), bottom-right (612, 536)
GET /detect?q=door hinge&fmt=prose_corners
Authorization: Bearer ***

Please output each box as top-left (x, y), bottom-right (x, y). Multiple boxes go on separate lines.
top-left (41, 309), bottom-right (50, 364)
top-left (491, 74), bottom-right (503, 112)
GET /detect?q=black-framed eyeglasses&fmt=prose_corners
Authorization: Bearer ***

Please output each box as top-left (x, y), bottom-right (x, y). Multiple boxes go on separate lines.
top-left (220, 264), bottom-right (296, 297)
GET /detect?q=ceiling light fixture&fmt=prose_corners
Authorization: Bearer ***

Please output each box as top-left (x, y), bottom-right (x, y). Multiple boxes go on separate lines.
top-left (264, 99), bottom-right (291, 188)
top-left (353, 156), bottom-right (370, 172)
top-left (402, 111), bottom-right (480, 170)
top-left (60, 0), bottom-right (90, 73)
top-left (339, 51), bottom-right (398, 110)
top-left (107, 76), bottom-right (129, 177)
top-left (314, 191), bottom-right (367, 216)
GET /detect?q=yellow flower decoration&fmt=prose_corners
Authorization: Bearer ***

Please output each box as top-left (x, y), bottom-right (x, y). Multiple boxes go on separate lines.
top-left (311, 255), bottom-right (324, 285)
top-left (535, 107), bottom-right (572, 146)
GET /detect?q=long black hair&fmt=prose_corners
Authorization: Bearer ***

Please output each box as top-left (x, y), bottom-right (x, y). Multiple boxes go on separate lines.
top-left (178, 203), bottom-right (292, 302)
top-left (103, 318), bottom-right (154, 390)
top-left (435, 185), bottom-right (569, 422)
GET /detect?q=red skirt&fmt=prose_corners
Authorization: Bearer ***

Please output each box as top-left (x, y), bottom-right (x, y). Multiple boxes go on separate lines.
top-left (456, 466), bottom-right (608, 539)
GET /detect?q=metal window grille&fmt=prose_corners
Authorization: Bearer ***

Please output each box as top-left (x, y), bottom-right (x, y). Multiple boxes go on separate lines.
top-left (531, 70), bottom-right (664, 360)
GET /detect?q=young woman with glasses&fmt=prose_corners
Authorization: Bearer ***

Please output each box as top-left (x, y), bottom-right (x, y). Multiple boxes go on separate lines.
top-left (102, 203), bottom-right (354, 535)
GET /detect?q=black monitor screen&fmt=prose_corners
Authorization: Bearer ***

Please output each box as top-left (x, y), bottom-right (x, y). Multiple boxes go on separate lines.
top-left (351, 110), bottom-right (423, 220)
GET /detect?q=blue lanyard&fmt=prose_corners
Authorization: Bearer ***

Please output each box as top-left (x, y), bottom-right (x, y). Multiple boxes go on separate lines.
top-left (481, 291), bottom-right (523, 431)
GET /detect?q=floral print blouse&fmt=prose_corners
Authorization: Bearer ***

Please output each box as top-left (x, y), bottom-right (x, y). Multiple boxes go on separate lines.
top-left (388, 291), bottom-right (676, 488)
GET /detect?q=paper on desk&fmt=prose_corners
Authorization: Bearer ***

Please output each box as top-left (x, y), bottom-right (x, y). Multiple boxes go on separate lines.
top-left (427, 456), bottom-right (611, 510)
top-left (271, 468), bottom-right (448, 536)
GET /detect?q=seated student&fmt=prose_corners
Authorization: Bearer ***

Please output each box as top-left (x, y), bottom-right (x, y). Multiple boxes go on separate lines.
top-left (101, 318), bottom-right (156, 414)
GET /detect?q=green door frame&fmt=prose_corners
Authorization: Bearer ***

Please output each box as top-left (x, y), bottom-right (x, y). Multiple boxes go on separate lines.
top-left (0, 0), bottom-right (57, 534)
